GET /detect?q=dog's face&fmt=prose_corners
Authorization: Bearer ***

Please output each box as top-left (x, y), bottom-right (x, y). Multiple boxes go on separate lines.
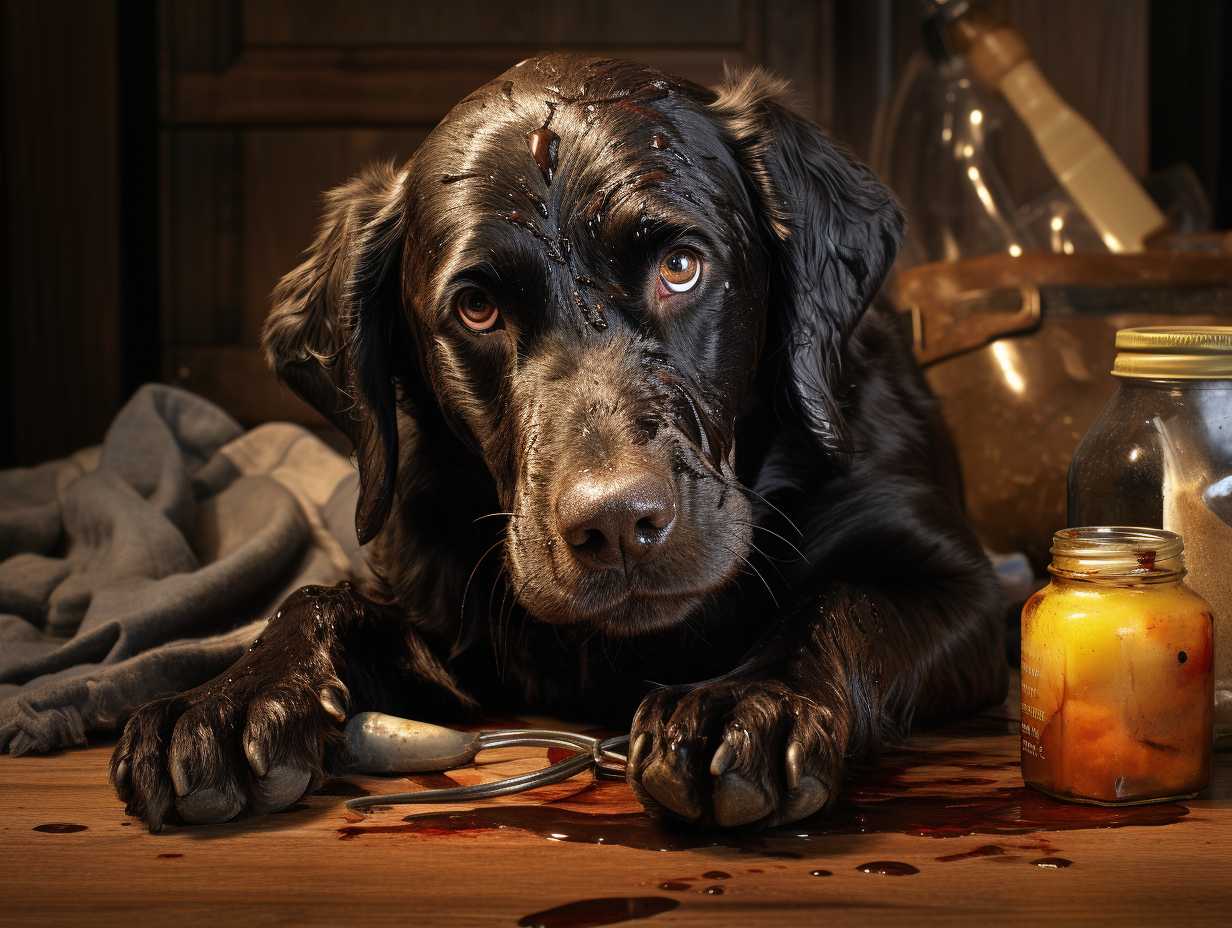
top-left (266, 55), bottom-right (903, 637)
top-left (402, 58), bottom-right (768, 633)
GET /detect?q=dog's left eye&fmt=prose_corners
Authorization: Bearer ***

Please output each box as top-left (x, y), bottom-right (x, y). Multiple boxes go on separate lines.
top-left (455, 288), bottom-right (502, 332)
top-left (658, 249), bottom-right (702, 294)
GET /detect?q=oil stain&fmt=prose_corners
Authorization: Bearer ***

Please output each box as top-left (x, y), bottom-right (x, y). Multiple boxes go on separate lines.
top-left (517, 897), bottom-right (679, 927)
top-left (1031, 857), bottom-right (1074, 869)
top-left (33, 823), bottom-right (87, 833)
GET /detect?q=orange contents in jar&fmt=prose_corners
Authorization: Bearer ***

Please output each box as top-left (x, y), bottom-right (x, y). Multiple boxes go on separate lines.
top-left (1020, 527), bottom-right (1213, 805)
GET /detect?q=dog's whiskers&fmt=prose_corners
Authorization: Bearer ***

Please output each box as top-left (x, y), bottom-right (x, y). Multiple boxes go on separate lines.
top-left (722, 477), bottom-right (804, 538)
top-left (733, 519), bottom-right (810, 564)
top-left (473, 511), bottom-right (517, 524)
top-left (722, 543), bottom-right (779, 609)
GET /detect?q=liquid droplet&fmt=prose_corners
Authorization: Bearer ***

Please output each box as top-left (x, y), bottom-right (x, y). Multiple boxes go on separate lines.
top-left (809, 869), bottom-right (832, 877)
top-left (856, 861), bottom-right (919, 876)
top-left (33, 823), bottom-right (88, 834)
top-left (527, 126), bottom-right (560, 185)
top-left (1031, 857), bottom-right (1074, 869)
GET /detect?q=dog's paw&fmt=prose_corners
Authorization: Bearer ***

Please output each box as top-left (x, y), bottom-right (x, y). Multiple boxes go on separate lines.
top-left (110, 655), bottom-right (349, 832)
top-left (626, 680), bottom-right (842, 828)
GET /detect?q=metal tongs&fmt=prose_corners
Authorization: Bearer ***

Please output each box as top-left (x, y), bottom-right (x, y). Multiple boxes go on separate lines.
top-left (341, 712), bottom-right (628, 812)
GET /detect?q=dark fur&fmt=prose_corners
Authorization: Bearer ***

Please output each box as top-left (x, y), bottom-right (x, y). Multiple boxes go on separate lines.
top-left (112, 55), bottom-right (1006, 832)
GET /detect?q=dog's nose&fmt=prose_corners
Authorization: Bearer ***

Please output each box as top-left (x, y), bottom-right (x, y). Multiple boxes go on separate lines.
top-left (555, 469), bottom-right (676, 569)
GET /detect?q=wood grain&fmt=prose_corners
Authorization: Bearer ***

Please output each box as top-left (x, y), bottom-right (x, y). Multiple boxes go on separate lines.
top-left (2, 706), bottom-right (1229, 927)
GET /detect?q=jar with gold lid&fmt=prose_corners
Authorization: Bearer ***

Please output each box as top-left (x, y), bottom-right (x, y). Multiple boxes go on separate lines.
top-left (1069, 326), bottom-right (1232, 744)
top-left (1021, 527), bottom-right (1213, 805)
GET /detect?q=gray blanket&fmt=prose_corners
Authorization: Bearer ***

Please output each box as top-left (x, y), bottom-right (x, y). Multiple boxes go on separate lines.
top-left (0, 384), bottom-right (364, 756)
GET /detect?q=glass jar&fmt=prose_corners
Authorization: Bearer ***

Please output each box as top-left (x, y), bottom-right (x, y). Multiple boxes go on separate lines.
top-left (1021, 527), bottom-right (1213, 805)
top-left (1069, 326), bottom-right (1232, 744)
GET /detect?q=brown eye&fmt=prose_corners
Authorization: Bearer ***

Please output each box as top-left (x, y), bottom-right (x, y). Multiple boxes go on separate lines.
top-left (659, 249), bottom-right (701, 293)
top-left (455, 288), bottom-right (501, 332)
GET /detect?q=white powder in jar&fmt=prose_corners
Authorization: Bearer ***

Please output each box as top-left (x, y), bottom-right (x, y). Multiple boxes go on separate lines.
top-left (1159, 418), bottom-right (1232, 745)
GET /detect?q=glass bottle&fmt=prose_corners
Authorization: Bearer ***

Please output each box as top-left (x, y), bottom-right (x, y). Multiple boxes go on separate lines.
top-left (1068, 326), bottom-right (1232, 744)
top-left (1021, 527), bottom-right (1213, 804)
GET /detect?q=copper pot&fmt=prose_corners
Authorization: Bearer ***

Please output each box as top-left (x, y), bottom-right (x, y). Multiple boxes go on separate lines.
top-left (891, 250), bottom-right (1232, 571)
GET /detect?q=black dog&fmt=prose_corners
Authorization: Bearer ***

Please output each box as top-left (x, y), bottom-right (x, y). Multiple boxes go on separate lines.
top-left (111, 55), bottom-right (1006, 831)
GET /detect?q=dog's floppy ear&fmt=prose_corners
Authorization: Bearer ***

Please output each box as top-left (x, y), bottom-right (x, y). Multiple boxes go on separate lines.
top-left (263, 161), bottom-right (409, 544)
top-left (710, 70), bottom-right (903, 453)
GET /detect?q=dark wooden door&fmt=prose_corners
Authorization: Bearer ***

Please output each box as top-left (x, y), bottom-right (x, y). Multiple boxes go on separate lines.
top-left (158, 0), bottom-right (839, 429)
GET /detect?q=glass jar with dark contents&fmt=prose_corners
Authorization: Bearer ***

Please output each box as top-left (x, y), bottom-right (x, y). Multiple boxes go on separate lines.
top-left (1020, 527), bottom-right (1213, 805)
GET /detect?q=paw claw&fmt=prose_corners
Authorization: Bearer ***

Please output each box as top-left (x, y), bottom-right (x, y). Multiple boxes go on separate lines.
top-left (785, 740), bottom-right (803, 791)
top-left (628, 732), bottom-right (650, 771)
top-left (112, 758), bottom-right (129, 789)
top-left (709, 739), bottom-right (734, 776)
top-left (169, 754), bottom-right (191, 798)
top-left (244, 732), bottom-right (269, 778)
top-left (318, 686), bottom-right (347, 723)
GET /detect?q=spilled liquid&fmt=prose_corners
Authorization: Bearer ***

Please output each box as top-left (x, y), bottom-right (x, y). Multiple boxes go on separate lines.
top-left (856, 861), bottom-right (919, 876)
top-left (517, 897), bottom-right (678, 928)
top-left (657, 881), bottom-right (689, 891)
top-left (337, 743), bottom-right (1189, 856)
top-left (935, 844), bottom-right (1006, 862)
top-left (33, 823), bottom-right (88, 833)
top-left (1032, 857), bottom-right (1074, 869)
top-left (699, 885), bottom-right (725, 895)
top-left (809, 869), bottom-right (833, 877)
top-left (157, 853), bottom-right (184, 859)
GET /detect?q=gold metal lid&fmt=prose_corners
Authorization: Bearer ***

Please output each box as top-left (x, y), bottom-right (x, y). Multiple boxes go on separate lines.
top-left (1113, 326), bottom-right (1232, 380)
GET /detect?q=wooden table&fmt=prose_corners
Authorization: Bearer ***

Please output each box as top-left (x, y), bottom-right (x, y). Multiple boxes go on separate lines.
top-left (2, 705), bottom-right (1229, 927)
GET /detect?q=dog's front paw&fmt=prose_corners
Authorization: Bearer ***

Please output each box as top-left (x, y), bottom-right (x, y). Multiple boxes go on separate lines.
top-left (110, 649), bottom-right (349, 832)
top-left (627, 680), bottom-right (842, 828)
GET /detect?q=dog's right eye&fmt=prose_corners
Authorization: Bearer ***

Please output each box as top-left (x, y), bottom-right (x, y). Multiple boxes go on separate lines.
top-left (455, 288), bottom-right (502, 333)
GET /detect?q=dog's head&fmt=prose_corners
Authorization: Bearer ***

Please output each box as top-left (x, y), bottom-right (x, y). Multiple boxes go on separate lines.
top-left (265, 55), bottom-right (901, 636)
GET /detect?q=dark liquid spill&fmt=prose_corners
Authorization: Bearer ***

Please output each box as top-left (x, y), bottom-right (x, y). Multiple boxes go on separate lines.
top-left (809, 869), bottom-right (833, 877)
top-left (517, 897), bottom-right (678, 928)
top-left (936, 844), bottom-right (1006, 862)
top-left (1032, 857), bottom-right (1074, 869)
top-left (157, 853), bottom-right (184, 859)
top-left (702, 870), bottom-right (731, 880)
top-left (337, 782), bottom-right (1187, 850)
top-left (700, 885), bottom-right (725, 895)
top-left (857, 861), bottom-right (920, 876)
top-left (33, 823), bottom-right (87, 833)
top-left (657, 882), bottom-right (689, 891)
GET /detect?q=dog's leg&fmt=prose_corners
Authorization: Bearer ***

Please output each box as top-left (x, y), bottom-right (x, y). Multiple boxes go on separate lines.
top-left (110, 582), bottom-right (468, 831)
top-left (627, 574), bottom-right (1007, 828)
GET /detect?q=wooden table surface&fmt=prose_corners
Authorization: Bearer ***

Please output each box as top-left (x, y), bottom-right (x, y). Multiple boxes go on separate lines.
top-left (2, 702), bottom-right (1229, 927)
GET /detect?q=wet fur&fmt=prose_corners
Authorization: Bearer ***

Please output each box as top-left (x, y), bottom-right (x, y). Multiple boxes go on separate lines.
top-left (112, 55), bottom-right (1006, 831)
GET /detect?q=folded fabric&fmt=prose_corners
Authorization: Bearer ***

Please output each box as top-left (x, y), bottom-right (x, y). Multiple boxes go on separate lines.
top-left (0, 384), bottom-right (363, 755)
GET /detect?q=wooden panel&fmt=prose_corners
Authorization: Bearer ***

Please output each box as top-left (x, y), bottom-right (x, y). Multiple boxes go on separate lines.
top-left (243, 0), bottom-right (747, 47)
top-left (157, 0), bottom-right (838, 430)
top-left (2, 2), bottom-right (122, 465)
top-left (169, 47), bottom-right (755, 126)
top-left (238, 129), bottom-right (428, 345)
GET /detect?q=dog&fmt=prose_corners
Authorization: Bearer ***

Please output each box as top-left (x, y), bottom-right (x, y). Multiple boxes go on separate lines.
top-left (111, 54), bottom-right (1007, 832)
